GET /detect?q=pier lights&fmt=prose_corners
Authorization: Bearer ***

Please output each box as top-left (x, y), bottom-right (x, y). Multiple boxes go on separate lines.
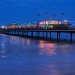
top-left (45, 24), bottom-right (49, 29)
top-left (1, 26), bottom-right (5, 28)
top-left (64, 20), bottom-right (68, 25)
top-left (1, 26), bottom-right (7, 29)
top-left (51, 26), bottom-right (53, 29)
top-left (64, 20), bottom-right (67, 22)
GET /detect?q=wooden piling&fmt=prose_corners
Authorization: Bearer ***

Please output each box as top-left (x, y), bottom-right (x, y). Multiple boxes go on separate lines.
top-left (50, 32), bottom-right (51, 39)
top-left (70, 32), bottom-right (72, 43)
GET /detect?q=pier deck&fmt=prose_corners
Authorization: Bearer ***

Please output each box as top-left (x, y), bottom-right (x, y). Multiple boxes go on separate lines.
top-left (1, 29), bottom-right (75, 43)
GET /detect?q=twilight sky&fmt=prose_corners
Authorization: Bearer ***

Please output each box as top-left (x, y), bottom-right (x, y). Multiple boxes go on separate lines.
top-left (0, 0), bottom-right (75, 25)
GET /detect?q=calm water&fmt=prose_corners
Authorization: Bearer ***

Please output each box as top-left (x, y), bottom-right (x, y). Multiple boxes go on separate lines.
top-left (0, 34), bottom-right (75, 75)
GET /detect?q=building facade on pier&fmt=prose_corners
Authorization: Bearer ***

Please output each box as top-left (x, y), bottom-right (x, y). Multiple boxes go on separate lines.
top-left (39, 20), bottom-right (71, 29)
top-left (5, 20), bottom-right (71, 30)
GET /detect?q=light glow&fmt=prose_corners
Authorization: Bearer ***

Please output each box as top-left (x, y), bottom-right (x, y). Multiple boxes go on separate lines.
top-left (1, 26), bottom-right (5, 28)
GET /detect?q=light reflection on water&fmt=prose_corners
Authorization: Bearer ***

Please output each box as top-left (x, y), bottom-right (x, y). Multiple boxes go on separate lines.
top-left (39, 40), bottom-right (56, 55)
top-left (0, 34), bottom-right (75, 75)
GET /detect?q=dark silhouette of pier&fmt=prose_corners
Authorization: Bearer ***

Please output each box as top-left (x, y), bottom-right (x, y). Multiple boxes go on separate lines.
top-left (0, 28), bottom-right (75, 43)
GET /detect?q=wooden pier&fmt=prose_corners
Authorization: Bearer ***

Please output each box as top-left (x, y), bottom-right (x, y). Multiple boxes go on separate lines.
top-left (1, 29), bottom-right (75, 43)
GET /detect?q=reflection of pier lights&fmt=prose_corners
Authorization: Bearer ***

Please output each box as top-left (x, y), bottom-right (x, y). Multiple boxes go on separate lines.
top-left (39, 41), bottom-right (56, 55)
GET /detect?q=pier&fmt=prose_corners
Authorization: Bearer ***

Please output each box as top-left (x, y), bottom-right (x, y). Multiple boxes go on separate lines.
top-left (1, 29), bottom-right (75, 43)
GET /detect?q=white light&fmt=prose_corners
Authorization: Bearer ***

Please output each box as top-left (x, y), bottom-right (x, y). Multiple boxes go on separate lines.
top-left (1, 26), bottom-right (5, 28)
top-left (51, 26), bottom-right (53, 28)
top-left (64, 20), bottom-right (67, 22)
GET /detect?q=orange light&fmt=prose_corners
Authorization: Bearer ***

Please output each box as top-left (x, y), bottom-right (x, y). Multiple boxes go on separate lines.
top-left (39, 41), bottom-right (56, 55)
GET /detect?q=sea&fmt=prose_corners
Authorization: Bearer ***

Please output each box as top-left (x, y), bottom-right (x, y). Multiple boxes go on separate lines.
top-left (0, 34), bottom-right (75, 75)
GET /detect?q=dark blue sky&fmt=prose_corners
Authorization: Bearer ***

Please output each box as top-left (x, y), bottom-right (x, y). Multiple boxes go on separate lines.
top-left (0, 0), bottom-right (75, 25)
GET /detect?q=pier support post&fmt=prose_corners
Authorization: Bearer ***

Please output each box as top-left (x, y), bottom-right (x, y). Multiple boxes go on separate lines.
top-left (20, 31), bottom-right (21, 35)
top-left (31, 32), bottom-right (33, 37)
top-left (43, 32), bottom-right (44, 37)
top-left (12, 31), bottom-right (13, 35)
top-left (59, 32), bottom-right (60, 42)
top-left (22, 31), bottom-right (24, 36)
top-left (21, 31), bottom-right (23, 36)
top-left (23, 32), bottom-right (25, 36)
top-left (18, 31), bottom-right (20, 35)
top-left (27, 31), bottom-right (28, 36)
top-left (15, 31), bottom-right (17, 35)
top-left (22, 32), bottom-right (24, 36)
top-left (18, 31), bottom-right (19, 35)
top-left (50, 32), bottom-right (51, 39)
top-left (37, 32), bottom-right (39, 38)
top-left (46, 32), bottom-right (48, 39)
top-left (14, 31), bottom-right (16, 35)
top-left (57, 32), bottom-right (60, 42)
top-left (70, 32), bottom-right (73, 43)
top-left (20, 31), bottom-right (22, 36)
top-left (57, 32), bottom-right (59, 41)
